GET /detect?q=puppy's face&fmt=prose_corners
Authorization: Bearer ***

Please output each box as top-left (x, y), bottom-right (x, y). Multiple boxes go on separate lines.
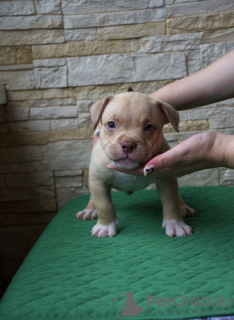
top-left (90, 92), bottom-right (179, 170)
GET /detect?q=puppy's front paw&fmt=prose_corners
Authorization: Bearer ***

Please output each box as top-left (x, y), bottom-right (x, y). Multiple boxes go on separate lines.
top-left (75, 209), bottom-right (97, 220)
top-left (91, 221), bottom-right (118, 239)
top-left (162, 219), bottom-right (193, 237)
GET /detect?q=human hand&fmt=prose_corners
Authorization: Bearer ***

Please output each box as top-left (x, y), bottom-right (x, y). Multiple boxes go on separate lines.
top-left (143, 132), bottom-right (218, 177)
top-left (108, 132), bottom-right (229, 178)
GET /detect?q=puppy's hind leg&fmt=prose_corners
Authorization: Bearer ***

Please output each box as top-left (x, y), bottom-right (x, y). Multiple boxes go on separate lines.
top-left (179, 197), bottom-right (197, 218)
top-left (75, 196), bottom-right (98, 220)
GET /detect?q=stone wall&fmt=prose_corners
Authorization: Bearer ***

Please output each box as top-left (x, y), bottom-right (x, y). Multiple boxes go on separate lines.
top-left (1, 0), bottom-right (234, 296)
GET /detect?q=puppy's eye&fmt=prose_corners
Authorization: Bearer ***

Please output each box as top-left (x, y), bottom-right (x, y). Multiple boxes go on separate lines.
top-left (144, 123), bottom-right (154, 132)
top-left (107, 121), bottom-right (116, 130)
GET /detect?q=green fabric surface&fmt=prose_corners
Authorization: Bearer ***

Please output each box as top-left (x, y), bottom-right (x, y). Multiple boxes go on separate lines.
top-left (0, 186), bottom-right (234, 320)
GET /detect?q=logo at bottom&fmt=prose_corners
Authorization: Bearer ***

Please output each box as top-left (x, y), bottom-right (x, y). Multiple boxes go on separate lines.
top-left (113, 292), bottom-right (143, 318)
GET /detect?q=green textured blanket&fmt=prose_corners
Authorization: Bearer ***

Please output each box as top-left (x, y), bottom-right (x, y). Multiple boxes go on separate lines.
top-left (0, 186), bottom-right (234, 320)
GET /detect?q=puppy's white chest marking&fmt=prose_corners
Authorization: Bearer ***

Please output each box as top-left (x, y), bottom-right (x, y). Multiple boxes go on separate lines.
top-left (111, 171), bottom-right (157, 192)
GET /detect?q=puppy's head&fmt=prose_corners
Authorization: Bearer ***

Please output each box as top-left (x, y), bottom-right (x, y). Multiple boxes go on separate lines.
top-left (90, 92), bottom-right (179, 170)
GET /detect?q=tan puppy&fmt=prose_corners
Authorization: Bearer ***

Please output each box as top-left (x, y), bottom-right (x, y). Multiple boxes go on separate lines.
top-left (75, 92), bottom-right (196, 238)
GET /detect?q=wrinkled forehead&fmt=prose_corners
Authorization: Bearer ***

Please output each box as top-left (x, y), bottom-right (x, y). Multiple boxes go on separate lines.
top-left (102, 93), bottom-right (161, 122)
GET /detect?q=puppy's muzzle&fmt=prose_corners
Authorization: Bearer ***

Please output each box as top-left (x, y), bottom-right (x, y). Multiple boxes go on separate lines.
top-left (120, 140), bottom-right (137, 153)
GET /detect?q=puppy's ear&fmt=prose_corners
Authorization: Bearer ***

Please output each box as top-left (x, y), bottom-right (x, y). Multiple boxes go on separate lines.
top-left (90, 96), bottom-right (113, 129)
top-left (157, 100), bottom-right (180, 132)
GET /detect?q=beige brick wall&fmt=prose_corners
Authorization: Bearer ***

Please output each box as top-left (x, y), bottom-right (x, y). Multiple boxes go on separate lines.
top-left (1, 0), bottom-right (234, 294)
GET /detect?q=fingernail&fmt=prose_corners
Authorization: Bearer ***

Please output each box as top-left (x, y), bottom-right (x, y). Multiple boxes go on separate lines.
top-left (107, 164), bottom-right (114, 169)
top-left (144, 165), bottom-right (155, 176)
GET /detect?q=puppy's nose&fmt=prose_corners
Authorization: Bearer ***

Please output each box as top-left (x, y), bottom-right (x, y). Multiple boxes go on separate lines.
top-left (120, 140), bottom-right (137, 153)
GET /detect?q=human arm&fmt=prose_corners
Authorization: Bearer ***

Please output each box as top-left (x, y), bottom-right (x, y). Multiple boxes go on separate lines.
top-left (149, 50), bottom-right (234, 110)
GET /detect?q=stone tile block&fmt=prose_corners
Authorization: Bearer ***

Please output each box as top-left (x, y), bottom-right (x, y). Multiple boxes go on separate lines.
top-left (0, 71), bottom-right (34, 90)
top-left (164, 120), bottom-right (209, 133)
top-left (56, 187), bottom-right (89, 210)
top-left (0, 225), bottom-right (29, 254)
top-left (76, 80), bottom-right (173, 100)
top-left (2, 121), bottom-right (50, 133)
top-left (65, 29), bottom-right (96, 41)
top-left (5, 172), bottom-right (54, 188)
top-left (0, 47), bottom-right (32, 65)
top-left (209, 116), bottom-right (234, 129)
top-left (215, 128), bottom-right (234, 136)
top-left (149, 0), bottom-right (165, 7)
top-left (187, 60), bottom-right (200, 75)
top-left (0, 102), bottom-right (30, 122)
top-left (200, 28), bottom-right (234, 44)
top-left (200, 41), bottom-right (234, 68)
top-left (181, 120), bottom-right (209, 132)
top-left (0, 15), bottom-right (63, 30)
top-left (7, 88), bottom-right (76, 102)
top-left (0, 128), bottom-right (93, 148)
top-left (34, 66), bottom-right (67, 89)
top-left (47, 128), bottom-right (93, 143)
top-left (186, 50), bottom-right (200, 61)
top-left (219, 168), bottom-right (234, 186)
top-left (33, 59), bottom-right (66, 68)
top-left (55, 176), bottom-right (83, 188)
top-left (167, 11), bottom-right (234, 34)
top-left (0, 176), bottom-right (5, 188)
top-left (0, 199), bottom-right (57, 214)
top-left (0, 30), bottom-right (65, 46)
top-left (178, 168), bottom-right (219, 187)
top-left (30, 98), bottom-right (76, 107)
top-left (0, 186), bottom-right (55, 202)
top-left (96, 22), bottom-right (165, 40)
top-left (54, 170), bottom-right (83, 177)
top-left (188, 102), bottom-right (234, 121)
top-left (164, 131), bottom-right (195, 142)
top-left (68, 53), bottom-right (186, 86)
top-left (140, 33), bottom-right (199, 53)
top-left (35, 0), bottom-right (62, 14)
top-left (64, 9), bottom-right (165, 29)
top-left (48, 140), bottom-right (92, 170)
top-left (166, 0), bottom-right (198, 3)
top-left (62, 0), bottom-right (149, 14)
top-left (0, 0), bottom-right (35, 16)
top-left (0, 65), bottom-right (33, 71)
top-left (178, 110), bottom-right (188, 121)
top-left (50, 119), bottom-right (78, 131)
top-left (0, 124), bottom-right (8, 134)
top-left (0, 213), bottom-right (55, 227)
top-left (30, 106), bottom-right (78, 120)
top-left (0, 160), bottom-right (50, 175)
top-left (77, 101), bottom-right (93, 112)
top-left (78, 113), bottom-right (92, 128)
top-left (0, 145), bottom-right (48, 164)
top-left (189, 107), bottom-right (232, 121)
top-left (0, 106), bottom-right (4, 122)
top-left (167, 0), bottom-right (234, 17)
top-left (31, 40), bottom-right (139, 59)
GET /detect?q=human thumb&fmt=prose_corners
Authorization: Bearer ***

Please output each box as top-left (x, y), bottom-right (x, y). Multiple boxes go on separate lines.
top-left (143, 152), bottom-right (172, 176)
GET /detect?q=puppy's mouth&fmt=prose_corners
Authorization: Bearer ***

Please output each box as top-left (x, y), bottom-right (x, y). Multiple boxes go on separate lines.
top-left (111, 158), bottom-right (141, 170)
